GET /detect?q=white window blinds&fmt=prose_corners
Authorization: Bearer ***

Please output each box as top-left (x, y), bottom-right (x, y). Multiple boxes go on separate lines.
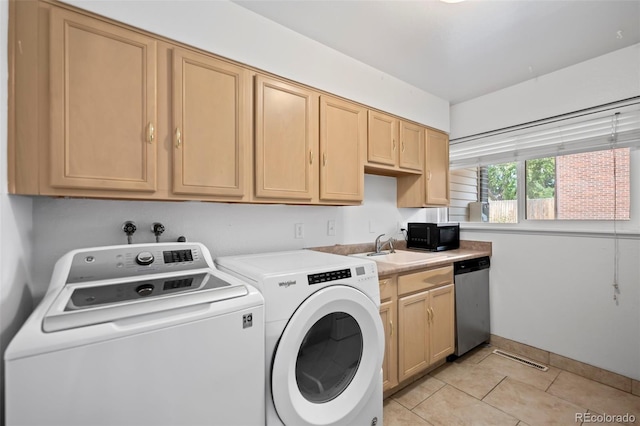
top-left (449, 100), bottom-right (640, 169)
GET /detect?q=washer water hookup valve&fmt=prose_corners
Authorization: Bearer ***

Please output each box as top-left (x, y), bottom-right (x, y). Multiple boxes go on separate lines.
top-left (122, 221), bottom-right (137, 244)
top-left (152, 222), bottom-right (165, 243)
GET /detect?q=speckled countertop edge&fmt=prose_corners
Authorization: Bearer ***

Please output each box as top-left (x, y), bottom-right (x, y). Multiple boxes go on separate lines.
top-left (309, 240), bottom-right (492, 277)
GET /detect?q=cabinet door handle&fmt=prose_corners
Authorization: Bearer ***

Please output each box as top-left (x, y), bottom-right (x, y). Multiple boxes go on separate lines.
top-left (147, 122), bottom-right (155, 144)
top-left (430, 307), bottom-right (435, 322)
top-left (175, 127), bottom-right (182, 148)
top-left (427, 170), bottom-right (432, 181)
top-left (402, 141), bottom-right (405, 152)
top-left (390, 320), bottom-right (393, 337)
top-left (393, 139), bottom-right (396, 151)
top-left (309, 150), bottom-right (314, 164)
top-left (323, 153), bottom-right (327, 166)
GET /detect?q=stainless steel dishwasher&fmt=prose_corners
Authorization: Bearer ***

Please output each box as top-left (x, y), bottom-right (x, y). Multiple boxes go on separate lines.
top-left (452, 256), bottom-right (491, 357)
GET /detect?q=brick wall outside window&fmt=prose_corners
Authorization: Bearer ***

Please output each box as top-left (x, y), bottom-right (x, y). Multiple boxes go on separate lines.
top-left (556, 149), bottom-right (630, 220)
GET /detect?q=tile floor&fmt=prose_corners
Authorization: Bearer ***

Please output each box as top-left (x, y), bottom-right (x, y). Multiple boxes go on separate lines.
top-left (384, 346), bottom-right (640, 425)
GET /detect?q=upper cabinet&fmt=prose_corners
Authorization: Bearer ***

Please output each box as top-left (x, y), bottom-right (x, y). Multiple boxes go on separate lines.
top-left (9, 1), bottom-right (448, 208)
top-left (319, 95), bottom-right (366, 203)
top-left (366, 111), bottom-right (424, 175)
top-left (49, 8), bottom-right (157, 192)
top-left (425, 129), bottom-right (450, 206)
top-left (172, 47), bottom-right (250, 198)
top-left (367, 110), bottom-right (397, 167)
top-left (398, 121), bottom-right (424, 172)
top-left (397, 129), bottom-right (450, 207)
top-left (254, 75), bottom-right (319, 202)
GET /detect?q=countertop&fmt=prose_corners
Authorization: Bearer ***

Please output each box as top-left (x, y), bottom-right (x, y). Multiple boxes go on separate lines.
top-left (310, 240), bottom-right (491, 277)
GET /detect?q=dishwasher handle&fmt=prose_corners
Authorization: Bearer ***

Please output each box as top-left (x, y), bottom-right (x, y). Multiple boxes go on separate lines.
top-left (454, 256), bottom-right (490, 275)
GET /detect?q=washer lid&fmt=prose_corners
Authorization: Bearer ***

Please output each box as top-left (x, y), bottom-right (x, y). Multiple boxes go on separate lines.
top-left (43, 269), bottom-right (248, 332)
top-left (271, 285), bottom-right (384, 426)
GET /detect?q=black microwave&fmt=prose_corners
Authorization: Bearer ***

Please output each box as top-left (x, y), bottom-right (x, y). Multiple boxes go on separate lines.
top-left (407, 223), bottom-right (460, 252)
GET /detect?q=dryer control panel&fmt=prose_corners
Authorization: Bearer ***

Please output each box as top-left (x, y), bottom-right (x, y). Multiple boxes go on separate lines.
top-left (66, 243), bottom-right (209, 284)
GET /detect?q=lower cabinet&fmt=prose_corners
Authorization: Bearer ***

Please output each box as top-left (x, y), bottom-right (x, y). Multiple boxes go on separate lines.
top-left (380, 266), bottom-right (455, 393)
top-left (398, 283), bottom-right (454, 381)
top-left (379, 277), bottom-right (398, 392)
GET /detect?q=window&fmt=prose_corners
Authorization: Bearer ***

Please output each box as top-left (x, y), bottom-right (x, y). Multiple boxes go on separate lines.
top-left (448, 100), bottom-right (640, 225)
top-left (486, 162), bottom-right (518, 223)
top-left (526, 149), bottom-right (630, 220)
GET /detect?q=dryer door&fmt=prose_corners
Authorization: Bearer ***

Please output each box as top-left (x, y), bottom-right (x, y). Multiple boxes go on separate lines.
top-left (271, 285), bottom-right (384, 426)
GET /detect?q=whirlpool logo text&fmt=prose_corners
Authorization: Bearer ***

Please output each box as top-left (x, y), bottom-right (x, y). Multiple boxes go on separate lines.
top-left (278, 280), bottom-right (296, 288)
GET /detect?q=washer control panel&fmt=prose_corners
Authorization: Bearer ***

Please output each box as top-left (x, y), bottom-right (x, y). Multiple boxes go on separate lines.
top-left (64, 272), bottom-right (234, 311)
top-left (66, 244), bottom-right (209, 284)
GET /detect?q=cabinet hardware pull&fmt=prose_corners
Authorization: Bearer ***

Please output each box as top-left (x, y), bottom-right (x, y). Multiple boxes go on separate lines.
top-left (323, 153), bottom-right (327, 166)
top-left (390, 320), bottom-right (393, 336)
top-left (430, 307), bottom-right (435, 322)
top-left (428, 170), bottom-right (432, 181)
top-left (147, 122), bottom-right (155, 144)
top-left (175, 128), bottom-right (182, 148)
top-left (393, 139), bottom-right (396, 150)
top-left (309, 151), bottom-right (314, 164)
top-left (402, 141), bottom-right (405, 152)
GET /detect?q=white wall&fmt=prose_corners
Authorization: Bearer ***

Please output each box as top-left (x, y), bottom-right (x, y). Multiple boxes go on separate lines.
top-left (465, 231), bottom-right (640, 380)
top-left (0, 0), bottom-right (35, 421)
top-left (62, 0), bottom-right (449, 132)
top-left (450, 43), bottom-right (640, 139)
top-left (452, 44), bottom-right (640, 380)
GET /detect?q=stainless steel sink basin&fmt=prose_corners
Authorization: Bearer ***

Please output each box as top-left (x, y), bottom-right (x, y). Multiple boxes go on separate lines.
top-left (350, 250), bottom-right (449, 266)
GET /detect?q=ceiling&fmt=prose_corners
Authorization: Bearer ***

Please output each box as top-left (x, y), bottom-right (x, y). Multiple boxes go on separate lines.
top-left (233, 0), bottom-right (640, 105)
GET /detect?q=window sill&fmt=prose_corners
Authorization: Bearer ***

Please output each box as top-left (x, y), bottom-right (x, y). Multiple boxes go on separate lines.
top-left (460, 222), bottom-right (640, 239)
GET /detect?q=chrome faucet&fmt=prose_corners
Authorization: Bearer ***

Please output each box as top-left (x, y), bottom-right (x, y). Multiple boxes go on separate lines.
top-left (374, 233), bottom-right (396, 254)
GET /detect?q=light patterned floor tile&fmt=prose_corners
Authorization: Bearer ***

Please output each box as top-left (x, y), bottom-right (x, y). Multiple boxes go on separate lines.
top-left (383, 398), bottom-right (432, 426)
top-left (454, 345), bottom-right (494, 365)
top-left (412, 385), bottom-right (518, 426)
top-left (431, 360), bottom-right (506, 399)
top-left (483, 377), bottom-right (586, 425)
top-left (393, 376), bottom-right (446, 410)
top-left (479, 353), bottom-right (561, 391)
top-left (547, 371), bottom-right (640, 421)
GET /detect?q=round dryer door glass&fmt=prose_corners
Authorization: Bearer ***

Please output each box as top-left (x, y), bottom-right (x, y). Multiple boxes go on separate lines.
top-left (295, 312), bottom-right (363, 403)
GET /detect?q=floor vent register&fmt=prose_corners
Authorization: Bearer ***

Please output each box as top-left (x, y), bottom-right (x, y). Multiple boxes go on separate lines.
top-left (492, 349), bottom-right (549, 372)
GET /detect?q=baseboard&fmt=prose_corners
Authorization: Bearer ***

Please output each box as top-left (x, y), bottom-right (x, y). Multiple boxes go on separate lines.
top-left (490, 334), bottom-right (640, 396)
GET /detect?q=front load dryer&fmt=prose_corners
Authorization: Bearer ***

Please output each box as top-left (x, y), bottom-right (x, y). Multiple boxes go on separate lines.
top-left (216, 249), bottom-right (384, 426)
top-left (5, 242), bottom-right (265, 426)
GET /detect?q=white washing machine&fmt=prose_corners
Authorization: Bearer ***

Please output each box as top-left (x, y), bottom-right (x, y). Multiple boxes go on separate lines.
top-left (5, 242), bottom-right (265, 426)
top-left (216, 250), bottom-right (384, 426)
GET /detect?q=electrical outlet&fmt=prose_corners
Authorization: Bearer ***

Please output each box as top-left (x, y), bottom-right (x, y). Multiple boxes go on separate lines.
top-left (327, 220), bottom-right (336, 236)
top-left (295, 223), bottom-right (304, 239)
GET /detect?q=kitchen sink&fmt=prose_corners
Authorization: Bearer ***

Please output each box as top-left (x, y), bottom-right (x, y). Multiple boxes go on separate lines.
top-left (350, 250), bottom-right (450, 266)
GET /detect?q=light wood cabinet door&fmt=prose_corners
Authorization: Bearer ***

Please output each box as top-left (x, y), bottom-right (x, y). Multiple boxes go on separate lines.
top-left (49, 8), bottom-right (157, 192)
top-left (172, 48), bottom-right (250, 197)
top-left (320, 96), bottom-right (366, 202)
top-left (255, 75), bottom-right (318, 201)
top-left (425, 130), bottom-right (450, 205)
top-left (399, 121), bottom-right (424, 171)
top-left (398, 290), bottom-right (430, 382)
top-left (429, 284), bottom-right (455, 364)
top-left (367, 110), bottom-right (398, 166)
top-left (379, 299), bottom-right (398, 392)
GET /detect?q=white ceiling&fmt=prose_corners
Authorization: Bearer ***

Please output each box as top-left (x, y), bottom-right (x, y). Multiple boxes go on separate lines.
top-left (233, 0), bottom-right (640, 105)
